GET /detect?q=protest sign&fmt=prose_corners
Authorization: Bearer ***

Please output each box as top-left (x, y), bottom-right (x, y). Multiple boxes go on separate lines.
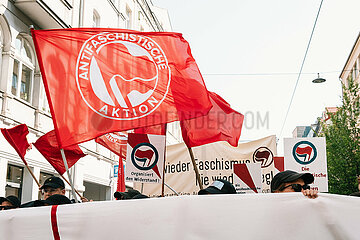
top-left (284, 137), bottom-right (328, 192)
top-left (233, 163), bottom-right (262, 193)
top-left (135, 135), bottom-right (277, 196)
top-left (125, 133), bottom-right (165, 184)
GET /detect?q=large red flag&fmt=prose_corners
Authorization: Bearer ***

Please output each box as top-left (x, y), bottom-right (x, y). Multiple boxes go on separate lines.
top-left (1, 124), bottom-right (30, 164)
top-left (180, 92), bottom-right (244, 148)
top-left (31, 28), bottom-right (212, 148)
top-left (33, 130), bottom-right (86, 175)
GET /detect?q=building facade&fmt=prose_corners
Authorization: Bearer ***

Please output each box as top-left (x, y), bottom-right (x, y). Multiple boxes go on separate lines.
top-left (0, 0), bottom-right (178, 203)
top-left (340, 32), bottom-right (360, 85)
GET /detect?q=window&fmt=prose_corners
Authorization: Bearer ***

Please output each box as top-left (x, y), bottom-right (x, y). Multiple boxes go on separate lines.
top-left (12, 36), bottom-right (34, 103)
top-left (126, 6), bottom-right (132, 29)
top-left (93, 10), bottom-right (100, 27)
top-left (5, 165), bottom-right (24, 199)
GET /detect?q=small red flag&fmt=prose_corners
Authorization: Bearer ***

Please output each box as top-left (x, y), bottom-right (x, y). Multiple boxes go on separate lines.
top-left (180, 92), bottom-right (244, 148)
top-left (117, 152), bottom-right (126, 192)
top-left (95, 132), bottom-right (128, 192)
top-left (1, 124), bottom-right (30, 164)
top-left (31, 28), bottom-right (212, 148)
top-left (33, 130), bottom-right (86, 175)
top-left (95, 132), bottom-right (128, 158)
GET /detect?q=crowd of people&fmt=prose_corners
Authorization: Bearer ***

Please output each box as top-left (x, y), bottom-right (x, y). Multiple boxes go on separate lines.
top-left (1, 170), bottom-right (359, 211)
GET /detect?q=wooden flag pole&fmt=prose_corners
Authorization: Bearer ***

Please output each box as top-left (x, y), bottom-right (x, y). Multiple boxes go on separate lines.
top-left (24, 163), bottom-right (41, 188)
top-left (187, 147), bottom-right (203, 190)
top-left (161, 125), bottom-right (168, 197)
top-left (60, 149), bottom-right (79, 202)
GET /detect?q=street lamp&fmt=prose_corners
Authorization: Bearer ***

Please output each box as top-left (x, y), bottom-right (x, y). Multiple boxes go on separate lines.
top-left (312, 73), bottom-right (326, 83)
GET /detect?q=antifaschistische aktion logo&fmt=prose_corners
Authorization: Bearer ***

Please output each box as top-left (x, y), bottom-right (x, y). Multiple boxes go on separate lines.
top-left (292, 141), bottom-right (317, 165)
top-left (76, 32), bottom-right (171, 120)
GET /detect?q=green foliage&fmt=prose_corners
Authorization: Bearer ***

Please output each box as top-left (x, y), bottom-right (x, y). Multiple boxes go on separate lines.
top-left (320, 77), bottom-right (360, 195)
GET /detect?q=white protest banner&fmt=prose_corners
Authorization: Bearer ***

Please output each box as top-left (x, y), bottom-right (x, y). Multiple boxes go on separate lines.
top-left (1, 194), bottom-right (359, 240)
top-left (125, 133), bottom-right (165, 184)
top-left (134, 135), bottom-right (277, 196)
top-left (233, 163), bottom-right (262, 193)
top-left (284, 137), bottom-right (328, 192)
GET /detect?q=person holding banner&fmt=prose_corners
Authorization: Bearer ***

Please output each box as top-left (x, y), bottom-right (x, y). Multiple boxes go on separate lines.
top-left (271, 170), bottom-right (318, 199)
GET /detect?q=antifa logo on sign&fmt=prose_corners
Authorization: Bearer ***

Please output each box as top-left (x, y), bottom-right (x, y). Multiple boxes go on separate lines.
top-left (253, 147), bottom-right (274, 168)
top-left (292, 141), bottom-right (317, 165)
top-left (76, 32), bottom-right (171, 120)
top-left (131, 142), bottom-right (159, 171)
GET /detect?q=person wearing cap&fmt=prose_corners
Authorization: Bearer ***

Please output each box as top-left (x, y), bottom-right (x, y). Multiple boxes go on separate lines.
top-left (271, 170), bottom-right (318, 199)
top-left (0, 195), bottom-right (21, 210)
top-left (198, 179), bottom-right (237, 195)
top-left (21, 194), bottom-right (72, 208)
top-left (40, 176), bottom-right (66, 200)
top-left (114, 189), bottom-right (141, 200)
top-left (40, 176), bottom-right (90, 203)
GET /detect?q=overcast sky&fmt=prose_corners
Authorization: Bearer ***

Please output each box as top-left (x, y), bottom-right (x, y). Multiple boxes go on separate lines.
top-left (152, 0), bottom-right (360, 154)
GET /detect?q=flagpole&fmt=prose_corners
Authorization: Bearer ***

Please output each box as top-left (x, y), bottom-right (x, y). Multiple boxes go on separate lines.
top-left (164, 182), bottom-right (179, 196)
top-left (60, 149), bottom-right (78, 202)
top-left (161, 124), bottom-right (168, 197)
top-left (24, 163), bottom-right (41, 188)
top-left (187, 147), bottom-right (203, 190)
top-left (59, 173), bottom-right (82, 198)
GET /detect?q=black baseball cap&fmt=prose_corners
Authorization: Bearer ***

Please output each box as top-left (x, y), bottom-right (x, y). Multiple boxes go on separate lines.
top-left (40, 176), bottom-right (65, 189)
top-left (271, 170), bottom-right (314, 192)
top-left (198, 179), bottom-right (236, 195)
top-left (0, 195), bottom-right (21, 208)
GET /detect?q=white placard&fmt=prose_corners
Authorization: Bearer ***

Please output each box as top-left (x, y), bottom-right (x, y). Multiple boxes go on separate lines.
top-left (125, 133), bottom-right (165, 184)
top-left (233, 163), bottom-right (262, 193)
top-left (284, 137), bottom-right (328, 192)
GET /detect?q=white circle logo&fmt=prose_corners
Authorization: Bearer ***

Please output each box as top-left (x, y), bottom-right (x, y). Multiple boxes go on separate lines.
top-left (76, 32), bottom-right (171, 120)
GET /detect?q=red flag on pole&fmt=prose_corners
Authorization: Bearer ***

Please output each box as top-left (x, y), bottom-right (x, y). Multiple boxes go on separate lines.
top-left (1, 124), bottom-right (30, 164)
top-left (95, 132), bottom-right (127, 158)
top-left (117, 150), bottom-right (126, 192)
top-left (31, 28), bottom-right (212, 148)
top-left (33, 130), bottom-right (86, 175)
top-left (95, 132), bottom-right (128, 192)
top-left (180, 92), bottom-right (244, 148)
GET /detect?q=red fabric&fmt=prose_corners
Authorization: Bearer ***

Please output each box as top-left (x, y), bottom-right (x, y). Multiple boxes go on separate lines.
top-left (134, 123), bottom-right (167, 135)
top-left (51, 205), bottom-right (60, 240)
top-left (180, 92), bottom-right (244, 148)
top-left (95, 132), bottom-right (128, 192)
top-left (33, 130), bottom-right (86, 175)
top-left (31, 28), bottom-right (212, 148)
top-left (274, 157), bottom-right (284, 172)
top-left (95, 132), bottom-right (127, 158)
top-left (1, 124), bottom-right (30, 164)
top-left (117, 152), bottom-right (126, 192)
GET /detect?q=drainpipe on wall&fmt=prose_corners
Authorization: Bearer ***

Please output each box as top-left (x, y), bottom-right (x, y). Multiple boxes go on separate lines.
top-left (78, 0), bottom-right (84, 27)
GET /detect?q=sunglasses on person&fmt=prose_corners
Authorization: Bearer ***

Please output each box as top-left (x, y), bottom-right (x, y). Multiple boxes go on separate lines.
top-left (279, 184), bottom-right (310, 192)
